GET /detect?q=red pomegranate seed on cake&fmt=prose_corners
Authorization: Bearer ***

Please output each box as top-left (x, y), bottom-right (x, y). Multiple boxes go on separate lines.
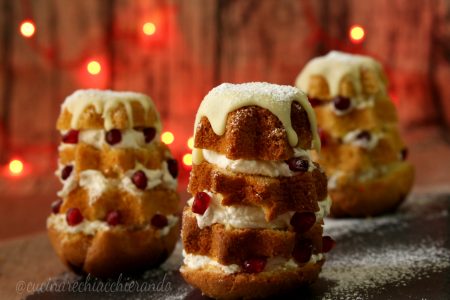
top-left (286, 157), bottom-right (309, 172)
top-left (105, 129), bottom-right (122, 145)
top-left (322, 236), bottom-right (336, 253)
top-left (131, 170), bottom-right (148, 190)
top-left (62, 130), bottom-right (79, 144)
top-left (106, 210), bottom-right (121, 226)
top-left (66, 208), bottom-right (83, 226)
top-left (290, 212), bottom-right (316, 233)
top-left (192, 192), bottom-right (211, 215)
top-left (242, 258), bottom-right (267, 273)
top-left (308, 97), bottom-right (322, 107)
top-left (319, 128), bottom-right (330, 147)
top-left (51, 199), bottom-right (63, 214)
top-left (151, 214), bottom-right (168, 229)
top-left (293, 239), bottom-right (313, 263)
top-left (61, 165), bottom-right (73, 180)
top-left (333, 96), bottom-right (351, 111)
top-left (167, 159), bottom-right (178, 178)
top-left (143, 127), bottom-right (156, 143)
top-left (401, 148), bottom-right (408, 160)
top-left (356, 130), bottom-right (371, 141)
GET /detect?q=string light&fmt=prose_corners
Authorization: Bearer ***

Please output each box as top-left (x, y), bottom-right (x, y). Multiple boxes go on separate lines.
top-left (182, 153), bottom-right (192, 166)
top-left (187, 137), bottom-right (194, 150)
top-left (19, 20), bottom-right (36, 38)
top-left (86, 60), bottom-right (101, 75)
top-left (9, 159), bottom-right (24, 175)
top-left (161, 131), bottom-right (174, 144)
top-left (142, 22), bottom-right (156, 36)
top-left (349, 25), bottom-right (365, 43)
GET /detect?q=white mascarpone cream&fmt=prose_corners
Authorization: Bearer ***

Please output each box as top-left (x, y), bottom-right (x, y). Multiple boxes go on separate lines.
top-left (201, 148), bottom-right (315, 177)
top-left (342, 129), bottom-right (383, 150)
top-left (56, 161), bottom-right (177, 203)
top-left (328, 95), bottom-right (375, 117)
top-left (47, 213), bottom-right (178, 237)
top-left (183, 251), bottom-right (324, 274)
top-left (58, 128), bottom-right (158, 151)
top-left (188, 192), bottom-right (331, 229)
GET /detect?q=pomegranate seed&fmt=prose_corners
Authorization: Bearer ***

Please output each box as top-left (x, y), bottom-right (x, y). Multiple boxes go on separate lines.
top-left (293, 239), bottom-right (313, 263)
top-left (319, 128), bottom-right (330, 147)
top-left (167, 159), bottom-right (178, 178)
top-left (290, 212), bottom-right (316, 233)
top-left (66, 208), bottom-right (83, 226)
top-left (333, 96), bottom-right (351, 111)
top-left (356, 130), bottom-right (371, 141)
top-left (242, 258), bottom-right (267, 273)
top-left (61, 165), bottom-right (73, 180)
top-left (151, 214), bottom-right (168, 229)
top-left (106, 210), bottom-right (121, 226)
top-left (143, 127), bottom-right (156, 143)
top-left (105, 129), bottom-right (122, 145)
top-left (286, 157), bottom-right (309, 172)
top-left (322, 236), bottom-right (336, 253)
top-left (308, 97), bottom-right (322, 108)
top-left (131, 170), bottom-right (147, 190)
top-left (51, 199), bottom-right (63, 214)
top-left (62, 130), bottom-right (79, 144)
top-left (192, 192), bottom-right (211, 215)
top-left (401, 148), bottom-right (408, 160)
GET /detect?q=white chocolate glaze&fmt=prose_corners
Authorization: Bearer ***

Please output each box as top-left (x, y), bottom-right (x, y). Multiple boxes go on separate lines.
top-left (188, 192), bottom-right (330, 229)
top-left (62, 89), bottom-right (161, 131)
top-left (183, 251), bottom-right (324, 274)
top-left (192, 82), bottom-right (320, 164)
top-left (201, 148), bottom-right (315, 177)
top-left (47, 213), bottom-right (178, 237)
top-left (296, 51), bottom-right (385, 97)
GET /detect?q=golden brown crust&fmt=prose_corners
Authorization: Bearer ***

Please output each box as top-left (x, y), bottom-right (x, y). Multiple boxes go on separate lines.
top-left (194, 103), bottom-right (313, 161)
top-left (182, 209), bottom-right (323, 265)
top-left (329, 161), bottom-right (415, 217)
top-left (59, 142), bottom-right (169, 177)
top-left (48, 222), bottom-right (179, 278)
top-left (56, 102), bottom-right (159, 130)
top-left (60, 187), bottom-right (179, 226)
top-left (181, 260), bottom-right (324, 299)
top-left (188, 161), bottom-right (326, 220)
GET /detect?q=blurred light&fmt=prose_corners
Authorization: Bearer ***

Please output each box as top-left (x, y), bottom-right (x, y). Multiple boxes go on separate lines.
top-left (20, 20), bottom-right (35, 38)
top-left (349, 25), bottom-right (365, 43)
top-left (87, 60), bottom-right (101, 75)
top-left (9, 159), bottom-right (24, 175)
top-left (143, 22), bottom-right (156, 36)
top-left (187, 136), bottom-right (194, 150)
top-left (161, 131), bottom-right (174, 144)
top-left (182, 153), bottom-right (192, 166)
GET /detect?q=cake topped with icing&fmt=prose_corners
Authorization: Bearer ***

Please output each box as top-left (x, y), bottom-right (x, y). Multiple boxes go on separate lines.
top-left (296, 51), bottom-right (387, 99)
top-left (57, 89), bottom-right (161, 131)
top-left (193, 82), bottom-right (320, 164)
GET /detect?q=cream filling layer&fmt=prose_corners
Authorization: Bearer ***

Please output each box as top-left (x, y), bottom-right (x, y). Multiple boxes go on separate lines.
top-left (183, 251), bottom-right (324, 275)
top-left (59, 129), bottom-right (158, 151)
top-left (201, 148), bottom-right (315, 177)
top-left (329, 95), bottom-right (375, 117)
top-left (342, 129), bottom-right (383, 150)
top-left (47, 213), bottom-right (178, 236)
top-left (56, 162), bottom-right (177, 203)
top-left (188, 192), bottom-right (331, 230)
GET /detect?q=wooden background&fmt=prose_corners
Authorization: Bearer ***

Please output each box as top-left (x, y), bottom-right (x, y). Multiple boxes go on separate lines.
top-left (0, 0), bottom-right (449, 239)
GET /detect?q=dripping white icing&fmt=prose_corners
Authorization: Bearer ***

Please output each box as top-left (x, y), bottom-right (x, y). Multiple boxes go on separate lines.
top-left (61, 89), bottom-right (161, 131)
top-left (296, 51), bottom-right (385, 97)
top-left (192, 82), bottom-right (320, 164)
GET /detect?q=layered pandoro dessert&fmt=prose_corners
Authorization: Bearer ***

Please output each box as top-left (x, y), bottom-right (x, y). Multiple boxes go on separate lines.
top-left (296, 51), bottom-right (414, 217)
top-left (47, 90), bottom-right (180, 277)
top-left (181, 82), bottom-right (335, 299)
